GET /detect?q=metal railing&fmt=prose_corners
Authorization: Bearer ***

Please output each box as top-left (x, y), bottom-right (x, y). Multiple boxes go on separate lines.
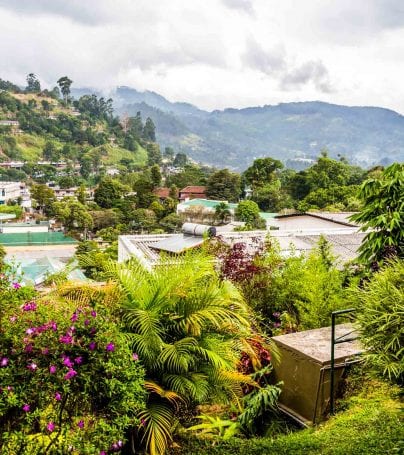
top-left (330, 308), bottom-right (359, 415)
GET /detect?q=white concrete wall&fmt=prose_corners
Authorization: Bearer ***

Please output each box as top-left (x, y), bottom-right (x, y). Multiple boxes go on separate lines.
top-left (1, 225), bottom-right (48, 234)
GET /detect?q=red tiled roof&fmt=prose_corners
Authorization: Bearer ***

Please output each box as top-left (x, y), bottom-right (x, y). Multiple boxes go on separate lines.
top-left (179, 186), bottom-right (206, 194)
top-left (154, 187), bottom-right (171, 198)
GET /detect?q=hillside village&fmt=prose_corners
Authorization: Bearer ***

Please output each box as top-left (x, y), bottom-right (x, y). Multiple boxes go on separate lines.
top-left (0, 73), bottom-right (402, 455)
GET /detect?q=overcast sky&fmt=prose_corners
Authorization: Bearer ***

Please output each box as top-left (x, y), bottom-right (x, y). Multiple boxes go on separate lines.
top-left (1, 0), bottom-right (404, 113)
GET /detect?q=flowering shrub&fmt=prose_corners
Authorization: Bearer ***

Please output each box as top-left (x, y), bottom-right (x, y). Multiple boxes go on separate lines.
top-left (0, 289), bottom-right (145, 454)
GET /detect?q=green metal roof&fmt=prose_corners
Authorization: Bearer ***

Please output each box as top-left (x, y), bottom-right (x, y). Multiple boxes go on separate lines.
top-left (13, 256), bottom-right (86, 286)
top-left (181, 198), bottom-right (238, 209)
top-left (0, 232), bottom-right (77, 246)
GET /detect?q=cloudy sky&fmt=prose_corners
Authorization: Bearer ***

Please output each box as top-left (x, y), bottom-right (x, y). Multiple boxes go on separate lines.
top-left (1, 0), bottom-right (404, 113)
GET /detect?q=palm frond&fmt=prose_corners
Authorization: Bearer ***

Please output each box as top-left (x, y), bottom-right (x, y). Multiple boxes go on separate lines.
top-left (156, 338), bottom-right (197, 374)
top-left (144, 381), bottom-right (185, 406)
top-left (138, 403), bottom-right (174, 455)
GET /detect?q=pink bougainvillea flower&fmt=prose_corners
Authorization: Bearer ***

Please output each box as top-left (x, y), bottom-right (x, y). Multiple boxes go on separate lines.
top-left (74, 356), bottom-right (83, 365)
top-left (64, 368), bottom-right (77, 380)
top-left (70, 312), bottom-right (78, 322)
top-left (22, 302), bottom-right (37, 311)
top-left (9, 316), bottom-right (17, 323)
top-left (77, 420), bottom-right (85, 429)
top-left (49, 365), bottom-right (57, 374)
top-left (27, 362), bottom-right (37, 371)
top-left (50, 321), bottom-right (57, 331)
top-left (84, 319), bottom-right (90, 326)
top-left (63, 357), bottom-right (74, 368)
top-left (24, 344), bottom-right (33, 353)
top-left (88, 342), bottom-right (96, 351)
top-left (59, 334), bottom-right (73, 344)
top-left (55, 391), bottom-right (62, 401)
top-left (106, 343), bottom-right (115, 352)
top-left (26, 327), bottom-right (35, 335)
top-left (132, 353), bottom-right (139, 361)
top-left (42, 347), bottom-right (50, 355)
top-left (12, 282), bottom-right (21, 289)
top-left (100, 451), bottom-right (107, 455)
top-left (0, 357), bottom-right (9, 367)
top-left (22, 403), bottom-right (30, 412)
top-left (90, 310), bottom-right (97, 318)
top-left (47, 421), bottom-right (55, 432)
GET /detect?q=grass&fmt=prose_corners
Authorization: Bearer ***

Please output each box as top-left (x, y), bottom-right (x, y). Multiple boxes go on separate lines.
top-left (90, 143), bottom-right (147, 167)
top-left (171, 380), bottom-right (403, 455)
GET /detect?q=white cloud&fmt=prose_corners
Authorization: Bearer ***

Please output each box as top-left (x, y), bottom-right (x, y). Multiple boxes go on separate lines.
top-left (0, 0), bottom-right (403, 113)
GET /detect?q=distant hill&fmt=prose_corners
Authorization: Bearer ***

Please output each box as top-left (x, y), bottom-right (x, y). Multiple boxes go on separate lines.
top-left (99, 87), bottom-right (402, 170)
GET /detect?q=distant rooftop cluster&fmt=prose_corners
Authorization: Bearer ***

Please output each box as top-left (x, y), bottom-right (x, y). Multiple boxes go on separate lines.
top-left (118, 212), bottom-right (364, 270)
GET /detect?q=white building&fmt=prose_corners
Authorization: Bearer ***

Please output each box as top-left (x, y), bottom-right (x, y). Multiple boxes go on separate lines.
top-left (0, 181), bottom-right (31, 206)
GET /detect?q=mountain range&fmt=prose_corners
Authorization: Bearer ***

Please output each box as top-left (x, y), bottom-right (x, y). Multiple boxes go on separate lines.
top-left (72, 86), bottom-right (404, 170)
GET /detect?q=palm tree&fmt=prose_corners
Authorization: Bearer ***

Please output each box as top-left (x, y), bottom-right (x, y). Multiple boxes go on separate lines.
top-left (215, 202), bottom-right (231, 225)
top-left (100, 251), bottom-right (256, 454)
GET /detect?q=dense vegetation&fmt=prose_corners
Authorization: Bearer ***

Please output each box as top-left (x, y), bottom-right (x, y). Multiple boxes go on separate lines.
top-left (0, 76), bottom-right (402, 454)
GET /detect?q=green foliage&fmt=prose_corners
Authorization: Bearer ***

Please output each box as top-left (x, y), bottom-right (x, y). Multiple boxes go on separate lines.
top-left (172, 381), bottom-right (403, 455)
top-left (214, 202), bottom-right (231, 225)
top-left (0, 205), bottom-right (23, 219)
top-left (235, 200), bottom-right (260, 224)
top-left (238, 384), bottom-right (282, 435)
top-left (234, 200), bottom-right (265, 229)
top-left (143, 117), bottom-right (157, 142)
top-left (0, 280), bottom-right (145, 454)
top-left (352, 260), bottom-right (404, 384)
top-left (57, 76), bottom-right (73, 103)
top-left (52, 198), bottom-right (93, 232)
top-left (206, 169), bottom-right (241, 202)
top-left (100, 252), bottom-right (255, 455)
top-left (244, 157), bottom-right (283, 188)
top-left (26, 73), bottom-right (41, 93)
top-left (147, 142), bottom-right (162, 166)
top-left (350, 163), bottom-right (404, 265)
top-left (94, 177), bottom-right (129, 209)
top-left (132, 208), bottom-right (158, 233)
top-left (168, 164), bottom-right (210, 189)
top-left (159, 213), bottom-right (182, 232)
top-left (265, 244), bottom-right (346, 330)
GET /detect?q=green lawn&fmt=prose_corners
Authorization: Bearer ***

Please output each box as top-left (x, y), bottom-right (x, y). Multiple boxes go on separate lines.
top-left (171, 381), bottom-right (403, 455)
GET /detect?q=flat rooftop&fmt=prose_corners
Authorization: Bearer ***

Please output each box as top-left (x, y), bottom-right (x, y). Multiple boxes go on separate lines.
top-left (118, 228), bottom-right (365, 269)
top-left (0, 232), bottom-right (77, 246)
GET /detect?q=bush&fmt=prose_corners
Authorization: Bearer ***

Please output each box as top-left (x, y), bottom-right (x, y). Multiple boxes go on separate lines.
top-left (0, 284), bottom-right (145, 454)
top-left (0, 205), bottom-right (23, 219)
top-left (353, 260), bottom-right (404, 384)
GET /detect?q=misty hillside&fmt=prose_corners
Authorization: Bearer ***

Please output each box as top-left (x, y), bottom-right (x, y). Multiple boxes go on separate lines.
top-left (75, 86), bottom-right (404, 170)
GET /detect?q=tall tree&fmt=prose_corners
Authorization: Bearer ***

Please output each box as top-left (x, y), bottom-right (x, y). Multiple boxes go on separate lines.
top-left (146, 143), bottom-right (162, 166)
top-left (52, 198), bottom-right (93, 232)
top-left (57, 76), bottom-right (73, 104)
top-left (129, 112), bottom-right (143, 138)
top-left (244, 157), bottom-right (283, 189)
top-left (350, 163), bottom-right (404, 265)
top-left (173, 152), bottom-right (188, 167)
top-left (30, 184), bottom-right (56, 215)
top-left (25, 73), bottom-right (41, 92)
top-left (150, 164), bottom-right (162, 188)
top-left (94, 178), bottom-right (129, 209)
top-left (206, 169), bottom-right (241, 202)
top-left (143, 117), bottom-right (156, 141)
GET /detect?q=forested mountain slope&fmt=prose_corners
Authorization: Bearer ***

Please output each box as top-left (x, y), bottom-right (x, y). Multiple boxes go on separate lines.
top-left (104, 86), bottom-right (404, 170)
